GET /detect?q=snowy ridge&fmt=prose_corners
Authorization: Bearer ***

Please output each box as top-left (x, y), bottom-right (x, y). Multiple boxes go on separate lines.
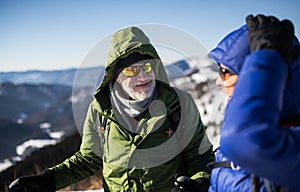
top-left (0, 123), bottom-right (65, 172)
top-left (166, 57), bottom-right (224, 148)
top-left (0, 57), bottom-right (224, 191)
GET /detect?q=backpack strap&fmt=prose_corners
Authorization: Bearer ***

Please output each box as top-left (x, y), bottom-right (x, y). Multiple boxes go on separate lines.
top-left (207, 160), bottom-right (291, 192)
top-left (251, 174), bottom-right (260, 192)
top-left (207, 160), bottom-right (231, 169)
top-left (98, 113), bottom-right (108, 133)
top-left (207, 160), bottom-right (241, 170)
top-left (208, 161), bottom-right (261, 192)
top-left (168, 106), bottom-right (181, 133)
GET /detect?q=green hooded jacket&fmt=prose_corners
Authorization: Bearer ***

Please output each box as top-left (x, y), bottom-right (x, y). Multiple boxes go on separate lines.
top-left (49, 26), bottom-right (214, 192)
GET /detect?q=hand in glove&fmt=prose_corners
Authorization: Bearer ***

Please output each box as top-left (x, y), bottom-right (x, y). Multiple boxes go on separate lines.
top-left (9, 169), bottom-right (55, 192)
top-left (246, 14), bottom-right (295, 63)
top-left (172, 174), bottom-right (210, 192)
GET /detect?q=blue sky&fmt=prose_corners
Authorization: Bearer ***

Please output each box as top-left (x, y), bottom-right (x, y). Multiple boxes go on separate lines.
top-left (0, 0), bottom-right (299, 72)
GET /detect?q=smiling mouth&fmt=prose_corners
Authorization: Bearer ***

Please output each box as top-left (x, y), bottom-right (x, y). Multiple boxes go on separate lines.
top-left (135, 81), bottom-right (152, 88)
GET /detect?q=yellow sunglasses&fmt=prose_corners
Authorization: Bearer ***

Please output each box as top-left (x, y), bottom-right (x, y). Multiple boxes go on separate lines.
top-left (122, 62), bottom-right (153, 77)
top-left (218, 65), bottom-right (234, 81)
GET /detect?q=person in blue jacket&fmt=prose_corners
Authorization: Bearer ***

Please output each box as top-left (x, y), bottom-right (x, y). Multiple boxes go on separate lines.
top-left (208, 14), bottom-right (300, 192)
top-left (208, 24), bottom-right (274, 192)
top-left (220, 14), bottom-right (300, 191)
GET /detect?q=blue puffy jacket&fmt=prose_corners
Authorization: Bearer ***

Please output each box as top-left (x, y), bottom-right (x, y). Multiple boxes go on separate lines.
top-left (208, 25), bottom-right (270, 192)
top-left (209, 25), bottom-right (300, 192)
top-left (220, 51), bottom-right (300, 191)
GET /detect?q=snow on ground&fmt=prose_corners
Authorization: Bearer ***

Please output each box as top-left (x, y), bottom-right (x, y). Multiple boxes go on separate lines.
top-left (49, 131), bottom-right (65, 139)
top-left (0, 159), bottom-right (13, 172)
top-left (1, 58), bottom-right (224, 192)
top-left (0, 156), bottom-right (21, 172)
top-left (16, 139), bottom-right (58, 156)
top-left (167, 57), bottom-right (224, 149)
top-left (0, 129), bottom-right (65, 172)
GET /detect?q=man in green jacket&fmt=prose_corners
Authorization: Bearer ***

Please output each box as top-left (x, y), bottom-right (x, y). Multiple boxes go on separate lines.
top-left (9, 26), bottom-right (214, 192)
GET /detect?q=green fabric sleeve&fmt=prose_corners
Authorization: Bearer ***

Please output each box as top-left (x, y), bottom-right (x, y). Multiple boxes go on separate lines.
top-left (185, 119), bottom-right (214, 180)
top-left (180, 92), bottom-right (215, 180)
top-left (49, 104), bottom-right (103, 189)
top-left (49, 150), bottom-right (102, 189)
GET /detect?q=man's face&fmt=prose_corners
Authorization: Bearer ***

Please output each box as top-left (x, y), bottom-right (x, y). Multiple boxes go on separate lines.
top-left (116, 61), bottom-right (156, 101)
top-left (216, 64), bottom-right (238, 101)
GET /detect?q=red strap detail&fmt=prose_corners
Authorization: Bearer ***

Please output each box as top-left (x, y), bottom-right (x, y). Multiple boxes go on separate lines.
top-left (281, 121), bottom-right (300, 128)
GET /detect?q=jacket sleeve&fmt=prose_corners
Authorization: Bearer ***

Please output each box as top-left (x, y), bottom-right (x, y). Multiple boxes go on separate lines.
top-left (184, 116), bottom-right (214, 181)
top-left (49, 103), bottom-right (103, 190)
top-left (220, 50), bottom-right (300, 189)
top-left (179, 91), bottom-right (215, 180)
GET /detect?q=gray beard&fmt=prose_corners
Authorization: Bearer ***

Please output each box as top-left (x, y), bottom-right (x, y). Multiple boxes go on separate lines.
top-left (109, 82), bottom-right (157, 132)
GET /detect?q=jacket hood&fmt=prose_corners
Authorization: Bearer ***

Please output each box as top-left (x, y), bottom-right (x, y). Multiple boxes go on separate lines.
top-left (210, 24), bottom-right (300, 122)
top-left (95, 27), bottom-right (169, 94)
top-left (208, 25), bottom-right (250, 75)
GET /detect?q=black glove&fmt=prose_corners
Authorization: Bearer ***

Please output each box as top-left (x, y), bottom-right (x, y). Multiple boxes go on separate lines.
top-left (172, 174), bottom-right (210, 192)
top-left (246, 14), bottom-right (295, 63)
top-left (9, 169), bottom-right (55, 192)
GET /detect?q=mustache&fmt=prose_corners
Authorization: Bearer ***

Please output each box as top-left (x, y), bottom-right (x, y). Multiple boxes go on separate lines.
top-left (130, 79), bottom-right (155, 88)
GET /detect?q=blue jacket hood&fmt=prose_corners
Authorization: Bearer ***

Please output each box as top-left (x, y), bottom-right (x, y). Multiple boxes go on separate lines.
top-left (208, 25), bottom-right (250, 75)
top-left (209, 24), bottom-right (300, 120)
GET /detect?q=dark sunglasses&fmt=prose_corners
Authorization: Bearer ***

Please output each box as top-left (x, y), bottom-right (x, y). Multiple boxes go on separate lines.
top-left (122, 62), bottom-right (153, 77)
top-left (218, 65), bottom-right (234, 81)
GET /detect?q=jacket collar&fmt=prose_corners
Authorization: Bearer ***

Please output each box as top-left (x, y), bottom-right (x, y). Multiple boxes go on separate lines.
top-left (93, 82), bottom-right (179, 118)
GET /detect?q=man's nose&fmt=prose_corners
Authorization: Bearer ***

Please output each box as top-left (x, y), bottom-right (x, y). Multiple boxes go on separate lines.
top-left (216, 76), bottom-right (223, 86)
top-left (136, 69), bottom-right (148, 80)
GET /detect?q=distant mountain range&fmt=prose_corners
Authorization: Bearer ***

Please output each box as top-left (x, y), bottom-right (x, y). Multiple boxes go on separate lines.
top-left (0, 67), bottom-right (104, 87)
top-left (0, 82), bottom-right (72, 120)
top-left (0, 68), bottom-right (77, 86)
top-left (0, 118), bottom-right (44, 160)
top-left (0, 57), bottom-right (217, 87)
top-left (0, 57), bottom-right (222, 171)
top-left (0, 82), bottom-right (93, 161)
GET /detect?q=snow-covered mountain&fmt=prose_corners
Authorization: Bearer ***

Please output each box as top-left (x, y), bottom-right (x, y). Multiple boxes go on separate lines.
top-left (0, 56), bottom-right (223, 158)
top-left (0, 57), bottom-right (224, 191)
top-left (0, 82), bottom-right (72, 120)
top-left (165, 57), bottom-right (224, 146)
top-left (0, 83), bottom-right (92, 169)
top-left (0, 69), bottom-right (77, 86)
top-left (0, 67), bottom-right (104, 87)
